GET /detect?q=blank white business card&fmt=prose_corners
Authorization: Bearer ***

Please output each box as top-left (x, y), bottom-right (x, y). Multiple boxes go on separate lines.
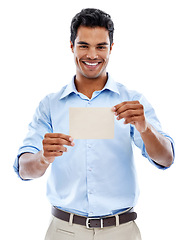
top-left (69, 107), bottom-right (114, 139)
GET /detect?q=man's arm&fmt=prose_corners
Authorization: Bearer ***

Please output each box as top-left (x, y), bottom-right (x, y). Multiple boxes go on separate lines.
top-left (113, 101), bottom-right (173, 168)
top-left (140, 123), bottom-right (173, 167)
top-left (19, 133), bottom-right (75, 180)
top-left (19, 151), bottom-right (50, 179)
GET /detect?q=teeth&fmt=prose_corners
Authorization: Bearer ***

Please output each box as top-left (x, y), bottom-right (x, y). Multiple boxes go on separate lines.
top-left (84, 62), bottom-right (99, 66)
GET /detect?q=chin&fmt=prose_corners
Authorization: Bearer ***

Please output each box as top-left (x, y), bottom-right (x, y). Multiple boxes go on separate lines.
top-left (83, 71), bottom-right (106, 80)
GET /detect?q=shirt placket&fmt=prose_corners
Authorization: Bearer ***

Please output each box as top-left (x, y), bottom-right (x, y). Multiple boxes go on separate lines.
top-left (85, 99), bottom-right (96, 216)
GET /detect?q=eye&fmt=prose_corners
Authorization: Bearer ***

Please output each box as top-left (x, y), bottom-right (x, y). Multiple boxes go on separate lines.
top-left (79, 45), bottom-right (88, 49)
top-left (97, 46), bottom-right (107, 50)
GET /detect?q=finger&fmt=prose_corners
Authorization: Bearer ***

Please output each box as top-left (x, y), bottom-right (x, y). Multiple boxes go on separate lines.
top-left (115, 102), bottom-right (142, 116)
top-left (116, 105), bottom-right (141, 116)
top-left (117, 109), bottom-right (144, 120)
top-left (124, 115), bottom-right (145, 124)
top-left (43, 137), bottom-right (74, 147)
top-left (113, 101), bottom-right (140, 112)
top-left (43, 144), bottom-right (68, 153)
top-left (44, 133), bottom-right (74, 146)
top-left (44, 133), bottom-right (73, 142)
top-left (43, 150), bottom-right (64, 158)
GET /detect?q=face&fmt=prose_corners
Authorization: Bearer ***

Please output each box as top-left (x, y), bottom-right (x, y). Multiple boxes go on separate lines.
top-left (70, 26), bottom-right (113, 80)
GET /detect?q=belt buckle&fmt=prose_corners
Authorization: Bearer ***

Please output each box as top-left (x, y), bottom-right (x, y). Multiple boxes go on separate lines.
top-left (86, 218), bottom-right (103, 229)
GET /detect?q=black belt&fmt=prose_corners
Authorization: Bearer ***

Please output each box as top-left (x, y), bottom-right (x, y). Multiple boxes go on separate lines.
top-left (52, 206), bottom-right (137, 228)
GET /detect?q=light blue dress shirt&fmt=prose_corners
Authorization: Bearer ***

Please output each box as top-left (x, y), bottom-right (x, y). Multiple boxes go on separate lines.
top-left (13, 74), bottom-right (174, 217)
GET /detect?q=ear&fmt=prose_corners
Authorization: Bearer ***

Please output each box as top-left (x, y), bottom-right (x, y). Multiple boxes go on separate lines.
top-left (70, 41), bottom-right (74, 53)
top-left (110, 43), bottom-right (114, 54)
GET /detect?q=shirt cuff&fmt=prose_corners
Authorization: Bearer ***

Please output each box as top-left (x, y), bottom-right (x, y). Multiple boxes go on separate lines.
top-left (142, 135), bottom-right (175, 170)
top-left (13, 146), bottom-right (40, 181)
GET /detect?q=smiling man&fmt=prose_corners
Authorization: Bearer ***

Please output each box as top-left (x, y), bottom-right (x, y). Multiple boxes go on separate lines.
top-left (14, 8), bottom-right (174, 240)
top-left (71, 26), bottom-right (113, 99)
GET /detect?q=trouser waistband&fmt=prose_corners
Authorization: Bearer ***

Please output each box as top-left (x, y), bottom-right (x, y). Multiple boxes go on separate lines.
top-left (52, 207), bottom-right (137, 229)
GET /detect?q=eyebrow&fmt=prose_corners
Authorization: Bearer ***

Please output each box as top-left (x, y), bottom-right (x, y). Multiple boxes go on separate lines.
top-left (77, 41), bottom-right (109, 46)
top-left (77, 41), bottom-right (89, 45)
top-left (97, 42), bottom-right (109, 46)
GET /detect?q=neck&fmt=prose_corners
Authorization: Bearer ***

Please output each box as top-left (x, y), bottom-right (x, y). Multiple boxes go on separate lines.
top-left (75, 73), bottom-right (108, 99)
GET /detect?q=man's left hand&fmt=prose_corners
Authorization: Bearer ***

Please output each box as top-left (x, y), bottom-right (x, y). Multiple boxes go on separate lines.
top-left (113, 101), bottom-right (148, 134)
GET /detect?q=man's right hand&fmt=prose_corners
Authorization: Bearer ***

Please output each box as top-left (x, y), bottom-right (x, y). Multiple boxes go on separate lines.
top-left (19, 133), bottom-right (75, 179)
top-left (42, 133), bottom-right (75, 164)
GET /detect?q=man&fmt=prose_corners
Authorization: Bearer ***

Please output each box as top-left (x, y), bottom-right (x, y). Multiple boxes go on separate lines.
top-left (14, 8), bottom-right (174, 240)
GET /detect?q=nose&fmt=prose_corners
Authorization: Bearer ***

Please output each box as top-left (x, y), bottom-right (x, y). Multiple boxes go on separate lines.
top-left (86, 47), bottom-right (98, 59)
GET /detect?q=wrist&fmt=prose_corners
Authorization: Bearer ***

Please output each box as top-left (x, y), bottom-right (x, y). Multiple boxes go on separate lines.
top-left (41, 157), bottom-right (50, 166)
top-left (40, 152), bottom-right (51, 166)
top-left (140, 122), bottom-right (151, 135)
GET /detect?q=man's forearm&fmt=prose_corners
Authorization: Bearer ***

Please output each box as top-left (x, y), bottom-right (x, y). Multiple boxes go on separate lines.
top-left (140, 123), bottom-right (173, 168)
top-left (19, 151), bottom-right (50, 180)
top-left (19, 133), bottom-right (75, 180)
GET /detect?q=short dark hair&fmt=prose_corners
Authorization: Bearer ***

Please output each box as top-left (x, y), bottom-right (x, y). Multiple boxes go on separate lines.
top-left (70, 8), bottom-right (114, 46)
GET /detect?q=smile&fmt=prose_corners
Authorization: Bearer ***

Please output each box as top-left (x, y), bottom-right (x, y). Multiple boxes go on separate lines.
top-left (82, 61), bottom-right (102, 66)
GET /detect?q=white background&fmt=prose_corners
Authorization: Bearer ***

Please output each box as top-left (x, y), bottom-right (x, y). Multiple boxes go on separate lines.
top-left (0, 0), bottom-right (187, 239)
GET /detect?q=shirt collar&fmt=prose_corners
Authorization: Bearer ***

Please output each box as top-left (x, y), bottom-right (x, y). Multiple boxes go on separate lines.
top-left (103, 74), bottom-right (120, 95)
top-left (59, 73), bottom-right (120, 100)
top-left (59, 76), bottom-right (78, 100)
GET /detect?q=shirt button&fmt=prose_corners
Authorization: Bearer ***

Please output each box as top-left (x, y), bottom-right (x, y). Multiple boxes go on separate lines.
top-left (87, 144), bottom-right (91, 148)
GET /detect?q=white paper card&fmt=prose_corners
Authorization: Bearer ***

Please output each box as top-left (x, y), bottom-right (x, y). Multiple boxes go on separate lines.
top-left (69, 107), bottom-right (114, 139)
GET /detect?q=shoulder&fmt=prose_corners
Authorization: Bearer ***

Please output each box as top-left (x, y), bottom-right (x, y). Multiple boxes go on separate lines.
top-left (34, 85), bottom-right (69, 115)
top-left (42, 84), bottom-right (69, 103)
top-left (115, 81), bottom-right (143, 101)
top-left (112, 78), bottom-right (153, 110)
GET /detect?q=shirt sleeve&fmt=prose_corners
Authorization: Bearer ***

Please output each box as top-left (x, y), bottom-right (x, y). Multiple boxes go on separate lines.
top-left (13, 96), bottom-right (52, 180)
top-left (130, 93), bottom-right (175, 170)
